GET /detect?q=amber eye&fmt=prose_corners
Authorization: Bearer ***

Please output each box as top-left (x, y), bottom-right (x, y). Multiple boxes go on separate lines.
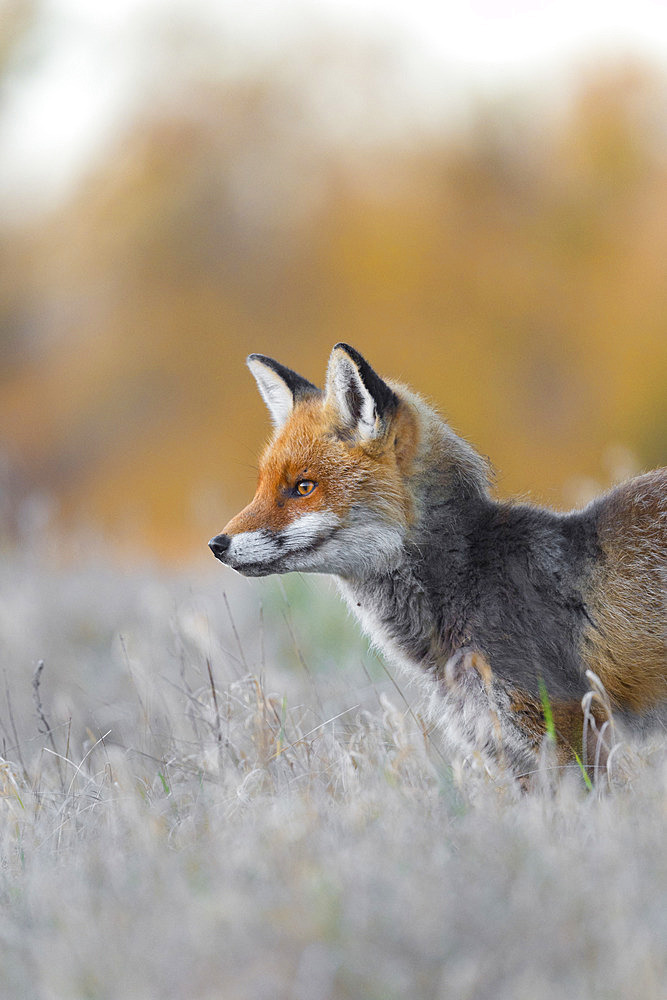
top-left (295, 479), bottom-right (317, 497)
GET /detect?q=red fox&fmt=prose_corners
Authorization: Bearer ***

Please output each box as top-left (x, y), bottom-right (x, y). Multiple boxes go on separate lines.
top-left (209, 344), bottom-right (666, 777)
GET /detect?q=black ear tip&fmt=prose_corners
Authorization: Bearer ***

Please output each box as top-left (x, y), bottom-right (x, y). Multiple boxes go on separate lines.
top-left (247, 353), bottom-right (322, 401)
top-left (330, 343), bottom-right (398, 415)
top-left (332, 343), bottom-right (367, 368)
top-left (333, 342), bottom-right (356, 356)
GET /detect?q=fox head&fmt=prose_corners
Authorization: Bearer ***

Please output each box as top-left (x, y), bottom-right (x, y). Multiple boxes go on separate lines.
top-left (208, 344), bottom-right (420, 579)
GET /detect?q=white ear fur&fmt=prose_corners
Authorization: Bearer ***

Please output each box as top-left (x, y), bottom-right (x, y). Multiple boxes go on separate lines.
top-left (325, 348), bottom-right (380, 441)
top-left (247, 357), bottom-right (294, 429)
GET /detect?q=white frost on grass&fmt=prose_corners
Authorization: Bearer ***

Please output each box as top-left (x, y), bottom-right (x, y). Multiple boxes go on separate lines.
top-left (0, 552), bottom-right (664, 1000)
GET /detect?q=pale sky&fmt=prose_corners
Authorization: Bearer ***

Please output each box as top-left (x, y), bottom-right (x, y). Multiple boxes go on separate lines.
top-left (1, 0), bottom-right (666, 219)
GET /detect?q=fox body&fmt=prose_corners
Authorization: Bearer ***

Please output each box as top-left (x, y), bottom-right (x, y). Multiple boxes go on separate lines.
top-left (210, 344), bottom-right (667, 776)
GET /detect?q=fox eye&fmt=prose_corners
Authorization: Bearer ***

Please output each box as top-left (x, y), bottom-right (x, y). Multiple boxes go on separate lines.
top-left (295, 479), bottom-right (317, 497)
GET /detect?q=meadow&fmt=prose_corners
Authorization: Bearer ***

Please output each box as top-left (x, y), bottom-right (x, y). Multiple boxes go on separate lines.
top-left (0, 546), bottom-right (664, 1000)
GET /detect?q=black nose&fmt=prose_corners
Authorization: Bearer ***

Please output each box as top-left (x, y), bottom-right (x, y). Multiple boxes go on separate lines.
top-left (208, 534), bottom-right (231, 559)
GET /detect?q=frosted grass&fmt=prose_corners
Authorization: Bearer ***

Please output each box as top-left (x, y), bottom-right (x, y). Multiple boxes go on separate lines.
top-left (0, 551), bottom-right (664, 999)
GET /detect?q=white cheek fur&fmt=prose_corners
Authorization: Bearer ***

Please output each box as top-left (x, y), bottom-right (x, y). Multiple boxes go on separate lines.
top-left (281, 511), bottom-right (340, 545)
top-left (228, 511), bottom-right (341, 566)
top-left (316, 519), bottom-right (404, 576)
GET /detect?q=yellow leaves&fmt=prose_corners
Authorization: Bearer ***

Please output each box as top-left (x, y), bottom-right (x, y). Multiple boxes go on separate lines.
top-left (1, 64), bottom-right (666, 559)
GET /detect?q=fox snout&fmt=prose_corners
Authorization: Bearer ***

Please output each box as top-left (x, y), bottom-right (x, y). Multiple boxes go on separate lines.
top-left (208, 533), bottom-right (231, 561)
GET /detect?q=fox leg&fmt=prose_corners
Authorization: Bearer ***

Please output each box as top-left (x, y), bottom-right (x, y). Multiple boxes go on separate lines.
top-left (440, 647), bottom-right (604, 781)
top-left (439, 647), bottom-right (533, 775)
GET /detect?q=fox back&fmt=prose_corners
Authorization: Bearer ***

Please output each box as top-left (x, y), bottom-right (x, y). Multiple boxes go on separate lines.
top-left (209, 344), bottom-right (667, 778)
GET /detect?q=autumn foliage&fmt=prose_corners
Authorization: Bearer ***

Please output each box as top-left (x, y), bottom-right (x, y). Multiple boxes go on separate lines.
top-left (0, 48), bottom-right (665, 561)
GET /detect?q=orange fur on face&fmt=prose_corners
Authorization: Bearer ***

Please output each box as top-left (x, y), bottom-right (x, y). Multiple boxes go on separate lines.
top-left (223, 396), bottom-right (419, 537)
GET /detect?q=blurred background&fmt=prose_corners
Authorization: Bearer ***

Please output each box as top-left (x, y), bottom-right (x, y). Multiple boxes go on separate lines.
top-left (0, 0), bottom-right (666, 565)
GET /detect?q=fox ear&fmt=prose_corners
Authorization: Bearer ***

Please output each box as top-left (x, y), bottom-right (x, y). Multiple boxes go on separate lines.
top-left (247, 355), bottom-right (321, 429)
top-left (325, 343), bottom-right (398, 441)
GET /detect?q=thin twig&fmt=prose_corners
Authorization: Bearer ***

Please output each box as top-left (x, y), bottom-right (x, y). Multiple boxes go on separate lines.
top-left (32, 660), bottom-right (64, 788)
top-left (206, 657), bottom-right (223, 748)
top-left (4, 671), bottom-right (29, 787)
top-left (280, 608), bottom-right (326, 715)
top-left (269, 705), bottom-right (360, 760)
top-left (375, 657), bottom-right (449, 766)
top-left (223, 592), bottom-right (248, 675)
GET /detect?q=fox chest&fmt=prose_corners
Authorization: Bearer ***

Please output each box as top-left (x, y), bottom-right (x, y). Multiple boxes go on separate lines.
top-left (337, 576), bottom-right (560, 774)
